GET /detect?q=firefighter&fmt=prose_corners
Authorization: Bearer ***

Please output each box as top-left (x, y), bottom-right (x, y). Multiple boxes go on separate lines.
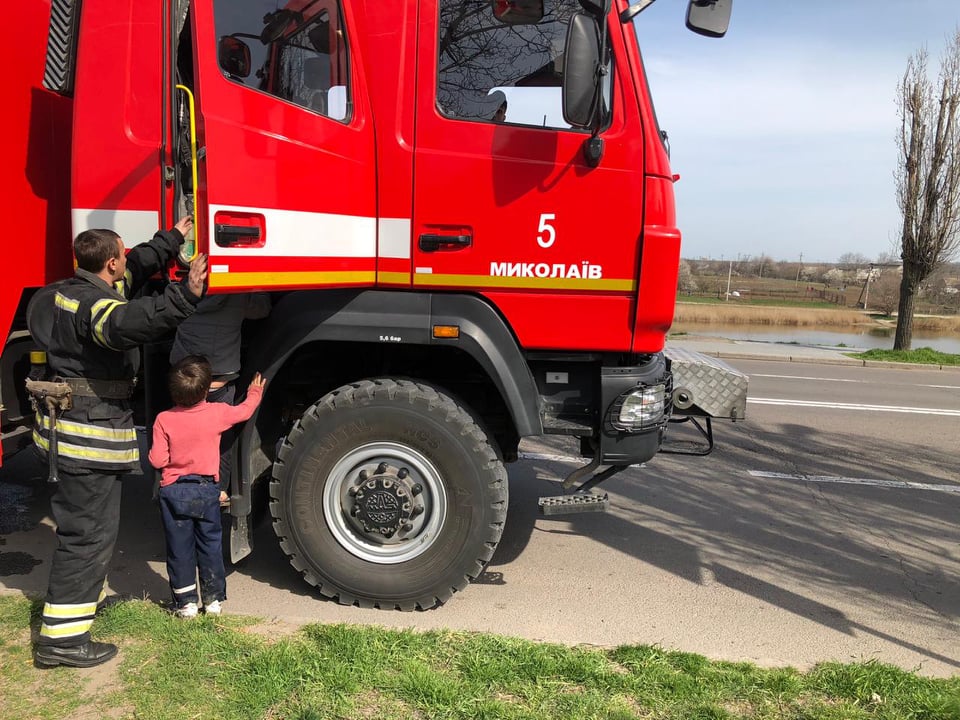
top-left (28, 216), bottom-right (206, 668)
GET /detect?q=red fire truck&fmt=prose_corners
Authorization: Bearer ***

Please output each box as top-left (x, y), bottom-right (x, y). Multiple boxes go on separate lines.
top-left (3, 0), bottom-right (745, 609)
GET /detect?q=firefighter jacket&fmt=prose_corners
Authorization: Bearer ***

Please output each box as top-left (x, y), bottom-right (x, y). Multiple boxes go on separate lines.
top-left (30, 228), bottom-right (201, 474)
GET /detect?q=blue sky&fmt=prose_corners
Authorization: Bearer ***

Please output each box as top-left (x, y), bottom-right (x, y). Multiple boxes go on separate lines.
top-left (634, 0), bottom-right (960, 263)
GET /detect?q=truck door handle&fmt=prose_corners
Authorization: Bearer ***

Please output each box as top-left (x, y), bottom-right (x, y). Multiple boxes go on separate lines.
top-left (418, 234), bottom-right (472, 252)
top-left (215, 224), bottom-right (261, 246)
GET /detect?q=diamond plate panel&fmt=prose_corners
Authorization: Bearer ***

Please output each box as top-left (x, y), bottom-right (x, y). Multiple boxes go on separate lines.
top-left (663, 346), bottom-right (749, 419)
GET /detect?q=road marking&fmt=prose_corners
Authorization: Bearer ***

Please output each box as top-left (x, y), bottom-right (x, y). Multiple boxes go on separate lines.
top-left (748, 398), bottom-right (960, 417)
top-left (751, 374), bottom-right (860, 383)
top-left (753, 375), bottom-right (960, 390)
top-left (749, 470), bottom-right (960, 495)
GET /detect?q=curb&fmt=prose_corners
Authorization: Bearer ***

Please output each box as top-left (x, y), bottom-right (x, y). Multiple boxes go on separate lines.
top-left (685, 349), bottom-right (960, 371)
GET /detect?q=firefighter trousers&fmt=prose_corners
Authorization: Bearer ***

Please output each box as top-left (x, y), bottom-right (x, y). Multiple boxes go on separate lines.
top-left (38, 469), bottom-right (122, 647)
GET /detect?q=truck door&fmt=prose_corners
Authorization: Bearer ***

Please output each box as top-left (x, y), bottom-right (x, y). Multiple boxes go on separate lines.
top-left (412, 0), bottom-right (645, 352)
top-left (189, 0), bottom-right (377, 292)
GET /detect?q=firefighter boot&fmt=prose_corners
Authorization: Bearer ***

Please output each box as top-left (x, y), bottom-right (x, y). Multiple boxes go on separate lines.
top-left (34, 641), bottom-right (118, 668)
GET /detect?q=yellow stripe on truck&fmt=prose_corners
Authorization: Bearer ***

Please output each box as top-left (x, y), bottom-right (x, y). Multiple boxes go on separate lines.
top-left (211, 271), bottom-right (377, 288)
top-left (414, 273), bottom-right (636, 292)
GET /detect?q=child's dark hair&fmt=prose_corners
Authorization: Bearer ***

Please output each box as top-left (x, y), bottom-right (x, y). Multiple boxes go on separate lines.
top-left (168, 355), bottom-right (212, 407)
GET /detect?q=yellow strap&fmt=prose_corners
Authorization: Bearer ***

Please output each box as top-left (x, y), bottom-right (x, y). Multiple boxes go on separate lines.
top-left (42, 601), bottom-right (98, 619)
top-left (33, 433), bottom-right (139, 462)
top-left (91, 298), bottom-right (125, 350)
top-left (36, 412), bottom-right (137, 442)
top-left (55, 292), bottom-right (80, 313)
top-left (39, 618), bottom-right (94, 638)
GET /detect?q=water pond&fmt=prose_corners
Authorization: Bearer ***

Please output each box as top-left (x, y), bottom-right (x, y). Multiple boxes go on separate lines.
top-left (673, 323), bottom-right (960, 355)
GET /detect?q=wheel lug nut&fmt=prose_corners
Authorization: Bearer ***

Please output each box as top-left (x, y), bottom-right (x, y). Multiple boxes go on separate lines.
top-left (348, 486), bottom-right (359, 497)
top-left (398, 468), bottom-right (409, 479)
top-left (357, 470), bottom-right (369, 484)
top-left (376, 462), bottom-right (388, 474)
top-left (350, 506), bottom-right (359, 516)
top-left (401, 522), bottom-right (414, 532)
top-left (412, 484), bottom-right (423, 496)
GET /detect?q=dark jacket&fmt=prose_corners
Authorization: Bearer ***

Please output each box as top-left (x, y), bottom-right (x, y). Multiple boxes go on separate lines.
top-left (169, 293), bottom-right (271, 380)
top-left (29, 228), bottom-right (200, 473)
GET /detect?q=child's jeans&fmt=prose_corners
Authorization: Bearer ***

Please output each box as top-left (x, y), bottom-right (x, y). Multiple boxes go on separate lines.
top-left (158, 474), bottom-right (226, 608)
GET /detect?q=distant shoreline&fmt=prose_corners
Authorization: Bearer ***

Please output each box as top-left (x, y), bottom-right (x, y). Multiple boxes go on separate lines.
top-left (672, 302), bottom-right (960, 334)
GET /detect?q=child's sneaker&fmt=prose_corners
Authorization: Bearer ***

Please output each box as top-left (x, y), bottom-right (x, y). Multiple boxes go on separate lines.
top-left (174, 602), bottom-right (198, 619)
top-left (205, 600), bottom-right (222, 616)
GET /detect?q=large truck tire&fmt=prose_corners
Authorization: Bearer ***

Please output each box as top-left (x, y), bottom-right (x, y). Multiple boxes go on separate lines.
top-left (270, 378), bottom-right (508, 610)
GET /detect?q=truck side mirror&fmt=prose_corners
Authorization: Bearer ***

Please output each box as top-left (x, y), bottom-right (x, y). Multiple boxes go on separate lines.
top-left (562, 13), bottom-right (601, 130)
top-left (218, 36), bottom-right (252, 79)
top-left (491, 0), bottom-right (544, 25)
top-left (686, 0), bottom-right (732, 38)
top-left (260, 9), bottom-right (303, 43)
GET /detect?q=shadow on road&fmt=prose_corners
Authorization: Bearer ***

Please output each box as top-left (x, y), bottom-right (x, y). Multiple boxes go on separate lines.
top-left (3, 415), bottom-right (957, 671)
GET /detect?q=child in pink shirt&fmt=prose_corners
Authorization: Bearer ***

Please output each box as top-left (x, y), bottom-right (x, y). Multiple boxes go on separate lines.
top-left (148, 355), bottom-right (265, 618)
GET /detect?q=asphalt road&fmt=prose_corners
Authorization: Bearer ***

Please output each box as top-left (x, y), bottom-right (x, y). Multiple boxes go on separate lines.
top-left (2, 355), bottom-right (958, 677)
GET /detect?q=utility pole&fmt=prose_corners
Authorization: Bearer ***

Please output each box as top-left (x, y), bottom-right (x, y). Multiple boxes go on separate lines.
top-left (795, 252), bottom-right (803, 284)
top-left (725, 259), bottom-right (732, 301)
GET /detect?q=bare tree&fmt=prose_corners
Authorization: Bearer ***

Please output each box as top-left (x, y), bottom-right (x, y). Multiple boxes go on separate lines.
top-left (837, 252), bottom-right (870, 267)
top-left (871, 272), bottom-right (902, 316)
top-left (895, 31), bottom-right (960, 349)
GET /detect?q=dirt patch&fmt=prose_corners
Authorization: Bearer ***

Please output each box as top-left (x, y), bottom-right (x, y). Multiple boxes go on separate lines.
top-left (58, 650), bottom-right (130, 720)
top-left (240, 617), bottom-right (303, 642)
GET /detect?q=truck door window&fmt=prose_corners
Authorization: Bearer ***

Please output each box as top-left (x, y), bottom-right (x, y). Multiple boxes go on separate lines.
top-left (213, 0), bottom-right (351, 122)
top-left (437, 0), bottom-right (611, 130)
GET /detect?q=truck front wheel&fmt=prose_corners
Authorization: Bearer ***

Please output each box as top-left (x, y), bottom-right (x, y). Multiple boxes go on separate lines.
top-left (270, 379), bottom-right (508, 610)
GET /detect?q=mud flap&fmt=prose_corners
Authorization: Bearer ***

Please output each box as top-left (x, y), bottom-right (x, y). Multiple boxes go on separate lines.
top-left (230, 513), bottom-right (253, 564)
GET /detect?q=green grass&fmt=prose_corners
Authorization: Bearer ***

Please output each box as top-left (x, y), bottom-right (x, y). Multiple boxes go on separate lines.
top-left (2, 596), bottom-right (958, 719)
top-left (849, 347), bottom-right (960, 366)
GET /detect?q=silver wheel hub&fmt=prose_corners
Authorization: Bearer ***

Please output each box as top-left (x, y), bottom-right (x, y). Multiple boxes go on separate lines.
top-left (323, 442), bottom-right (447, 564)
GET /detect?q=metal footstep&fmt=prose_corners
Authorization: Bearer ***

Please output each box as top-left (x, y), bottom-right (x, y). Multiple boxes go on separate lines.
top-left (538, 491), bottom-right (609, 515)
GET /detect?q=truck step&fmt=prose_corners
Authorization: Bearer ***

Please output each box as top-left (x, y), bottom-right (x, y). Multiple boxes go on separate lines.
top-left (538, 491), bottom-right (609, 515)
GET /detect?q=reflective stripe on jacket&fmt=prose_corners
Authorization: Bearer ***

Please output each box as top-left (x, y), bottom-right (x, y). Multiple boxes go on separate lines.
top-left (29, 229), bottom-right (200, 472)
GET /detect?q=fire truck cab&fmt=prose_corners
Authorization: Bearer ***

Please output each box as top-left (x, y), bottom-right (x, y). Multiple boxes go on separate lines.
top-left (4, 0), bottom-right (745, 610)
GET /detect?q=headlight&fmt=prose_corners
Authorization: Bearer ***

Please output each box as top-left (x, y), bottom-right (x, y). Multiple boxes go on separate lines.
top-left (613, 383), bottom-right (666, 430)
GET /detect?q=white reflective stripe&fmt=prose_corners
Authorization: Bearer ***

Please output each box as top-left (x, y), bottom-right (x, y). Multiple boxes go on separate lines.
top-left (208, 204), bottom-right (376, 257)
top-left (378, 218), bottom-right (412, 259)
top-left (173, 583), bottom-right (197, 595)
top-left (91, 298), bottom-right (125, 349)
top-left (40, 618), bottom-right (94, 638)
top-left (36, 413), bottom-right (137, 442)
top-left (33, 434), bottom-right (139, 462)
top-left (55, 292), bottom-right (80, 313)
top-left (43, 601), bottom-right (98, 618)
top-left (73, 208), bottom-right (159, 250)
